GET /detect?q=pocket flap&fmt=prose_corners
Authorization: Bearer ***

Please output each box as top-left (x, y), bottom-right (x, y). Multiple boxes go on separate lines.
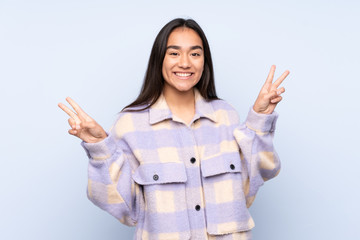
top-left (132, 162), bottom-right (187, 185)
top-left (201, 152), bottom-right (241, 177)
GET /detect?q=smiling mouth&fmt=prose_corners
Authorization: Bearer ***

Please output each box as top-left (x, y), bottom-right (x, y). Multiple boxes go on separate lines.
top-left (174, 72), bottom-right (193, 77)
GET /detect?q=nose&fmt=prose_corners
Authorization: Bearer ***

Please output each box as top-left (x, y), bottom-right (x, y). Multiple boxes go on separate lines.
top-left (178, 54), bottom-right (191, 68)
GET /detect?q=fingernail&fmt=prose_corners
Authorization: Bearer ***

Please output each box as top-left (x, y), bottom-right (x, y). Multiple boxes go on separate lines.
top-left (277, 90), bottom-right (282, 95)
top-left (76, 125), bottom-right (80, 129)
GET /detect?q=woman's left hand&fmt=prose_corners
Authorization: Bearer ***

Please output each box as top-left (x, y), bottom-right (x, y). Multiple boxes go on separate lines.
top-left (253, 65), bottom-right (290, 114)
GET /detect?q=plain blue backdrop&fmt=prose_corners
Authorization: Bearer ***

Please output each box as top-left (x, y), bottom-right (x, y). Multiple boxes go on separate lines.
top-left (1, 0), bottom-right (359, 239)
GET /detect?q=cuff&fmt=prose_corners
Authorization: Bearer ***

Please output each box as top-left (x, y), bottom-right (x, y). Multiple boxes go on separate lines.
top-left (81, 134), bottom-right (117, 160)
top-left (245, 107), bottom-right (279, 133)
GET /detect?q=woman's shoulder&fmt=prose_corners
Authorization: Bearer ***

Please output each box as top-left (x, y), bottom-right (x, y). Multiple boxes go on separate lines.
top-left (111, 104), bottom-right (150, 138)
top-left (117, 104), bottom-right (150, 122)
top-left (210, 98), bottom-right (238, 113)
top-left (208, 98), bottom-right (241, 125)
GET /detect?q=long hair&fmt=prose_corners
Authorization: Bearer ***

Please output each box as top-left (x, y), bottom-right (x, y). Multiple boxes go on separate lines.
top-left (123, 18), bottom-right (218, 112)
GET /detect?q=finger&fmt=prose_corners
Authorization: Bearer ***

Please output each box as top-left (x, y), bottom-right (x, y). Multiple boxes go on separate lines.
top-left (271, 96), bottom-right (283, 104)
top-left (66, 97), bottom-right (92, 121)
top-left (262, 65), bottom-right (276, 89)
top-left (265, 89), bottom-right (278, 100)
top-left (68, 118), bottom-right (78, 129)
top-left (273, 70), bottom-right (290, 88)
top-left (276, 87), bottom-right (285, 96)
top-left (68, 129), bottom-right (78, 136)
top-left (266, 87), bottom-right (285, 100)
top-left (58, 103), bottom-right (81, 122)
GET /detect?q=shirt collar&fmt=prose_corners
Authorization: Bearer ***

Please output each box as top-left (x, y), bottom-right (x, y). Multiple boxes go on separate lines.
top-left (149, 88), bottom-right (217, 125)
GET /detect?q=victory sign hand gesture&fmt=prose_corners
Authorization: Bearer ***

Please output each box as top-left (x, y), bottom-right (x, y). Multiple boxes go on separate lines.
top-left (58, 97), bottom-right (107, 143)
top-left (253, 65), bottom-right (290, 114)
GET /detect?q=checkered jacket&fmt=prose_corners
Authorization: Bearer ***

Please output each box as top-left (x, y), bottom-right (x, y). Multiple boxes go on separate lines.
top-left (82, 89), bottom-right (280, 240)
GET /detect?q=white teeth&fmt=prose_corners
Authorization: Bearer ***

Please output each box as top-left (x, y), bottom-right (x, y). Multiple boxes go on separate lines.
top-left (175, 73), bottom-right (192, 77)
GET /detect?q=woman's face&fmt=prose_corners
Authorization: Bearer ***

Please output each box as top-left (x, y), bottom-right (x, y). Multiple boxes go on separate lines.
top-left (162, 27), bottom-right (204, 95)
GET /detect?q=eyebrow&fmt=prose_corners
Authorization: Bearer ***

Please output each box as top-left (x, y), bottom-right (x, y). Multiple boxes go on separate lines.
top-left (166, 45), bottom-right (203, 51)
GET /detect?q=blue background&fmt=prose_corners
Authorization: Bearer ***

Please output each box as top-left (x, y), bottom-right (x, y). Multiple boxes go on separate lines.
top-left (1, 0), bottom-right (359, 239)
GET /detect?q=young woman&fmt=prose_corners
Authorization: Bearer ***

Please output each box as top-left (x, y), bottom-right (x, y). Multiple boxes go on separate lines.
top-left (59, 18), bottom-right (289, 240)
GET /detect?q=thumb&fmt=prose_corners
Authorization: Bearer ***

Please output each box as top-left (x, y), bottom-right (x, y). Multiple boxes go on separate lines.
top-left (80, 121), bottom-right (96, 130)
top-left (265, 89), bottom-right (280, 101)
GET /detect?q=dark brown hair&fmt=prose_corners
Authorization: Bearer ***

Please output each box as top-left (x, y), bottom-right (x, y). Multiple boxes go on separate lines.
top-left (123, 18), bottom-right (218, 111)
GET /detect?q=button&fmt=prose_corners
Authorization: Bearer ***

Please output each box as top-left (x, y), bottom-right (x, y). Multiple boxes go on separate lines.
top-left (153, 174), bottom-right (159, 181)
top-left (230, 164), bottom-right (235, 170)
top-left (190, 157), bottom-right (196, 164)
top-left (195, 205), bottom-right (201, 211)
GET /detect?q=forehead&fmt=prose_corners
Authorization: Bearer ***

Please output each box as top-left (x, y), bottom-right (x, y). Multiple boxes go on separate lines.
top-left (167, 27), bottom-right (203, 47)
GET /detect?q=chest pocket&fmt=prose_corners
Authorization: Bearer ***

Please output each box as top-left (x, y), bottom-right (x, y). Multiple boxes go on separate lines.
top-left (200, 152), bottom-right (255, 235)
top-left (132, 162), bottom-right (191, 240)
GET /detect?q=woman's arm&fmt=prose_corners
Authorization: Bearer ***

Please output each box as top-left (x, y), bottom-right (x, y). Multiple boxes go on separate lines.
top-left (234, 65), bottom-right (289, 207)
top-left (58, 98), bottom-right (139, 226)
top-left (82, 132), bottom-right (139, 226)
top-left (234, 109), bottom-right (280, 208)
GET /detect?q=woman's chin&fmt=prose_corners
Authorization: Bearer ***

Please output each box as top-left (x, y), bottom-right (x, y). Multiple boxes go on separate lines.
top-left (175, 86), bottom-right (195, 93)
top-left (165, 83), bottom-right (194, 93)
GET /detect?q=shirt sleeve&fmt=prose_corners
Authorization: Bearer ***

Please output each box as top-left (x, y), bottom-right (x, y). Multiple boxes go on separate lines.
top-left (81, 130), bottom-right (139, 226)
top-left (233, 107), bottom-right (280, 208)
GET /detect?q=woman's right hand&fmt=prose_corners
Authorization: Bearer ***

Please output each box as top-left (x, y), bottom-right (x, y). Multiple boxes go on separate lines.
top-left (58, 97), bottom-right (107, 143)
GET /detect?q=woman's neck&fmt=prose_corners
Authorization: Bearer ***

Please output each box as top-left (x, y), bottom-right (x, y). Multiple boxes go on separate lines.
top-left (163, 86), bottom-right (196, 124)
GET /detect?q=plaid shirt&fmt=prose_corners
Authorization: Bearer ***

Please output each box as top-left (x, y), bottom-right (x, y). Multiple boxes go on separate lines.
top-left (82, 88), bottom-right (280, 240)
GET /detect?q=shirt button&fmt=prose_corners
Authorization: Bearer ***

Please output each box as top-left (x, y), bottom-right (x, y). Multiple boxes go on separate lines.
top-left (230, 164), bottom-right (235, 170)
top-left (195, 205), bottom-right (201, 211)
top-left (190, 157), bottom-right (196, 164)
top-left (153, 174), bottom-right (159, 181)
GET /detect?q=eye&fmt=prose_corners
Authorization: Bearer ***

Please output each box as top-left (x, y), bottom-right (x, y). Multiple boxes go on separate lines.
top-left (191, 53), bottom-right (201, 57)
top-left (169, 52), bottom-right (179, 56)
